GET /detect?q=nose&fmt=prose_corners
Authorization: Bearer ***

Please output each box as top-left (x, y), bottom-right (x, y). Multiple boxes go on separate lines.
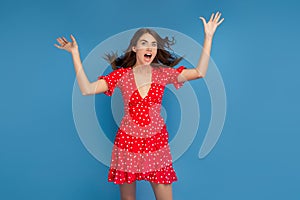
top-left (146, 44), bottom-right (152, 51)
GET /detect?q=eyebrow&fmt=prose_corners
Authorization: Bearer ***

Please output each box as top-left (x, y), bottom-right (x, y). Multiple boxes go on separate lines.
top-left (140, 39), bottom-right (157, 43)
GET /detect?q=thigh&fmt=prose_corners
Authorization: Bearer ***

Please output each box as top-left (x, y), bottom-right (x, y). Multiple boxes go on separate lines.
top-left (150, 182), bottom-right (173, 200)
top-left (119, 182), bottom-right (137, 200)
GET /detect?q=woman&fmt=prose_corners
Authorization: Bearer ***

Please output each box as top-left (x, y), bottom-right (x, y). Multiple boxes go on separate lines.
top-left (55, 12), bottom-right (224, 200)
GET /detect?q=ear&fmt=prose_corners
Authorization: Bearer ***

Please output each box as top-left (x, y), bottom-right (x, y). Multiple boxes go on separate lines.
top-left (132, 46), bottom-right (136, 52)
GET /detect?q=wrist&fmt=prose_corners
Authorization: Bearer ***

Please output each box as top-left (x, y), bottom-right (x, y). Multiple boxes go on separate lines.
top-left (71, 48), bottom-right (79, 55)
top-left (204, 34), bottom-right (213, 41)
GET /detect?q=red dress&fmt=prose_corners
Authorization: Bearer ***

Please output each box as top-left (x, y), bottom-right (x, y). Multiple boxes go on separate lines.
top-left (98, 65), bottom-right (186, 184)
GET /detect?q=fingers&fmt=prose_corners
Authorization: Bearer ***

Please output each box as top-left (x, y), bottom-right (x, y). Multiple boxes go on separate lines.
top-left (55, 36), bottom-right (68, 49)
top-left (214, 12), bottom-right (221, 23)
top-left (199, 16), bottom-right (206, 25)
top-left (54, 43), bottom-right (63, 49)
top-left (54, 35), bottom-right (77, 50)
top-left (70, 34), bottom-right (77, 43)
top-left (201, 12), bottom-right (224, 25)
top-left (209, 13), bottom-right (214, 22)
top-left (62, 36), bottom-right (69, 43)
top-left (214, 12), bottom-right (224, 26)
top-left (56, 37), bottom-right (65, 46)
top-left (217, 18), bottom-right (225, 26)
top-left (211, 11), bottom-right (225, 26)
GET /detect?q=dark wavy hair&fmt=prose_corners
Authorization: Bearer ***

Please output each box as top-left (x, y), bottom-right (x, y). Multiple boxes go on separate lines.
top-left (104, 28), bottom-right (183, 70)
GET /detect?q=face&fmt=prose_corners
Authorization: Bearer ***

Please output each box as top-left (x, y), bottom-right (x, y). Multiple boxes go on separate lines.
top-left (132, 33), bottom-right (158, 67)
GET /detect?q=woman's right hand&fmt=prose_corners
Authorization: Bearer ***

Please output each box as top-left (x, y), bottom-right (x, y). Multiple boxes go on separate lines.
top-left (54, 34), bottom-right (78, 53)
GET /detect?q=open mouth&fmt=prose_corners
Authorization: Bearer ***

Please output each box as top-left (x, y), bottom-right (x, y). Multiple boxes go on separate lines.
top-left (144, 53), bottom-right (152, 59)
top-left (143, 53), bottom-right (152, 63)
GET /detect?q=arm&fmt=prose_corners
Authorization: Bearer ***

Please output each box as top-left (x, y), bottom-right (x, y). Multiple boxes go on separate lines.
top-left (70, 49), bottom-right (108, 95)
top-left (54, 35), bottom-right (108, 96)
top-left (179, 12), bottom-right (224, 82)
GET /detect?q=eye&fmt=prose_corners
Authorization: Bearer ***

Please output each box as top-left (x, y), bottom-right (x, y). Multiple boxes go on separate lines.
top-left (141, 41), bottom-right (147, 46)
top-left (152, 43), bottom-right (157, 47)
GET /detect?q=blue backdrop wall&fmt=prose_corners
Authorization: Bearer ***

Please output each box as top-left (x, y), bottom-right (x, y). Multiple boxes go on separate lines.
top-left (1, 0), bottom-right (300, 199)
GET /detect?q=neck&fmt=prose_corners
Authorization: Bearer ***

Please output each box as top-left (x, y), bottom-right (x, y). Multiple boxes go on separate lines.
top-left (132, 64), bottom-right (151, 73)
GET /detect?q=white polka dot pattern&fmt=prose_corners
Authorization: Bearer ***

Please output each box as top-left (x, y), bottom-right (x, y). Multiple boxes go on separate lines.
top-left (98, 65), bottom-right (186, 184)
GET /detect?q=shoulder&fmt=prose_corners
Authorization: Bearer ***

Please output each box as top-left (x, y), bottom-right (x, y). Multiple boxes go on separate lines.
top-left (98, 67), bottom-right (131, 82)
top-left (109, 67), bottom-right (132, 77)
top-left (154, 65), bottom-right (186, 74)
top-left (113, 67), bottom-right (131, 73)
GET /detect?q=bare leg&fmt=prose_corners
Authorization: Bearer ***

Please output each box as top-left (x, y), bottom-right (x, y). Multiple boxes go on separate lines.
top-left (150, 182), bottom-right (173, 200)
top-left (119, 182), bottom-right (137, 200)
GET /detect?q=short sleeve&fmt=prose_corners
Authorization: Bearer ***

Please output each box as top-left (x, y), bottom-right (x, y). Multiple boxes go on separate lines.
top-left (98, 68), bottom-right (127, 96)
top-left (166, 65), bottom-right (187, 89)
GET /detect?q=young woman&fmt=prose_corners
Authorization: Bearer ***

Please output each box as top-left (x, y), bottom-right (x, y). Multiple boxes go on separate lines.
top-left (55, 12), bottom-right (224, 200)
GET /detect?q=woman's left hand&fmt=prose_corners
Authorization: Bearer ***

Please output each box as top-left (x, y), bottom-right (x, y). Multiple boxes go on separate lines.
top-left (199, 12), bottom-right (224, 39)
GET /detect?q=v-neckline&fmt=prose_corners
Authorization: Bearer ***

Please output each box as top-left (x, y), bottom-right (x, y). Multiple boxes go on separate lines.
top-left (132, 66), bottom-right (153, 100)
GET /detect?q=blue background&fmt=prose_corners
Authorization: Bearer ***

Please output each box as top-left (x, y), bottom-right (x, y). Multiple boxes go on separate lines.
top-left (1, 0), bottom-right (300, 199)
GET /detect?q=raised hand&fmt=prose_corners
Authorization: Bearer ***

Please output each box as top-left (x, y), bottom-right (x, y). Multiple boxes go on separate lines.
top-left (54, 34), bottom-right (78, 53)
top-left (199, 12), bottom-right (224, 38)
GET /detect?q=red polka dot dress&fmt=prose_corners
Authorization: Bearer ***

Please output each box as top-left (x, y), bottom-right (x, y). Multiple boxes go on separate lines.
top-left (98, 65), bottom-right (186, 184)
